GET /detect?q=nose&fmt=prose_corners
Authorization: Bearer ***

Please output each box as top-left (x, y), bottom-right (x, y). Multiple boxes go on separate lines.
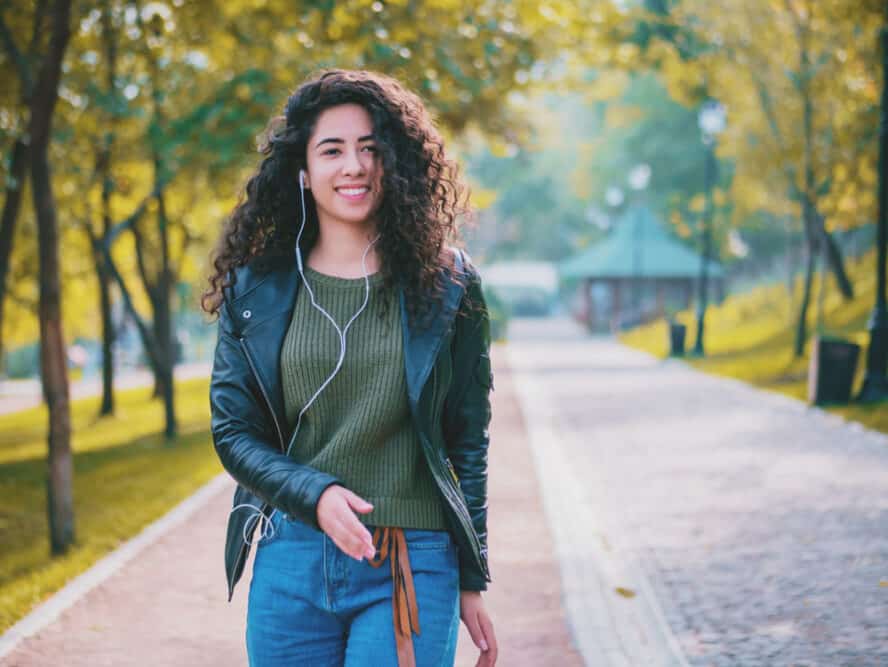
top-left (341, 146), bottom-right (367, 177)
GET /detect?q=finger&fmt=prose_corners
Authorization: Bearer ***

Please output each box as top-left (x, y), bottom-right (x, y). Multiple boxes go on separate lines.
top-left (464, 610), bottom-right (488, 653)
top-left (332, 531), bottom-right (365, 561)
top-left (344, 490), bottom-right (374, 514)
top-left (341, 508), bottom-right (375, 556)
top-left (479, 612), bottom-right (498, 664)
top-left (333, 515), bottom-right (375, 560)
top-left (474, 647), bottom-right (494, 667)
top-left (325, 517), bottom-right (363, 560)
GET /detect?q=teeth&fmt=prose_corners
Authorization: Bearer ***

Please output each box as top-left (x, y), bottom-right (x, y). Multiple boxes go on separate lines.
top-left (338, 187), bottom-right (368, 196)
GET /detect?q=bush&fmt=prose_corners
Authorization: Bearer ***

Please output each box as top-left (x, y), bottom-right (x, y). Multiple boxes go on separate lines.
top-left (3, 343), bottom-right (39, 379)
top-left (483, 286), bottom-right (510, 342)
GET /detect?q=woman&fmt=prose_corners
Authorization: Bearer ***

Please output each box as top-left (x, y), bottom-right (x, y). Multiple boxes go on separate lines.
top-left (203, 69), bottom-right (497, 667)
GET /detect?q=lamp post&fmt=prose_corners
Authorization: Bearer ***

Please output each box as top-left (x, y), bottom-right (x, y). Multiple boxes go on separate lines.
top-left (628, 164), bottom-right (651, 320)
top-left (692, 100), bottom-right (727, 357)
top-left (858, 13), bottom-right (888, 402)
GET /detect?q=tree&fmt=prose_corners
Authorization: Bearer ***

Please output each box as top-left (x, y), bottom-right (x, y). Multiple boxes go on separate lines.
top-left (23, 0), bottom-right (76, 554)
top-left (4, 0), bottom-right (611, 442)
top-left (0, 4), bottom-right (38, 370)
top-left (858, 3), bottom-right (888, 402)
top-left (650, 0), bottom-right (881, 356)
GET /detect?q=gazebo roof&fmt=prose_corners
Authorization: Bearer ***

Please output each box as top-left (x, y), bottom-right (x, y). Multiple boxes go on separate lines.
top-left (559, 205), bottom-right (723, 281)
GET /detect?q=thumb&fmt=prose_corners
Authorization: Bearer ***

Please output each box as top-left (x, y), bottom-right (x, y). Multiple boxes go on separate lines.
top-left (344, 490), bottom-right (374, 514)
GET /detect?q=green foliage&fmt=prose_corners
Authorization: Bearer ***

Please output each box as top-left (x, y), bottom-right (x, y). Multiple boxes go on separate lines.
top-left (463, 73), bottom-right (744, 267)
top-left (3, 343), bottom-right (39, 379)
top-left (4, 0), bottom-right (598, 349)
top-left (483, 285), bottom-right (510, 342)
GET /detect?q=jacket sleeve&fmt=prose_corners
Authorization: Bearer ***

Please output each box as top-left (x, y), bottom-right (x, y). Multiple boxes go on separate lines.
top-left (209, 303), bottom-right (341, 529)
top-left (443, 265), bottom-right (493, 591)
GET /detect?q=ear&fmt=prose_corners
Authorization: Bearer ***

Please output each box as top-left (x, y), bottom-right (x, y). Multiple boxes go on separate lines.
top-left (300, 169), bottom-right (311, 190)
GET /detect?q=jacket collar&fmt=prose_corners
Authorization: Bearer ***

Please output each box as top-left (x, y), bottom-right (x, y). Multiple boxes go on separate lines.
top-left (230, 254), bottom-right (466, 434)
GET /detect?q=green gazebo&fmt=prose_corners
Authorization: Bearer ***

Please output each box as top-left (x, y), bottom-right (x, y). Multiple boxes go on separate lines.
top-left (559, 205), bottom-right (724, 332)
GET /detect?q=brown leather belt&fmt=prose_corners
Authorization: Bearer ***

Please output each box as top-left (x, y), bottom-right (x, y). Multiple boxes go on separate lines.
top-left (367, 526), bottom-right (420, 667)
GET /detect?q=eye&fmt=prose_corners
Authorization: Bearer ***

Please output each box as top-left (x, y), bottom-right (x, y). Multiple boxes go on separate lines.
top-left (322, 147), bottom-right (341, 156)
top-left (361, 145), bottom-right (378, 154)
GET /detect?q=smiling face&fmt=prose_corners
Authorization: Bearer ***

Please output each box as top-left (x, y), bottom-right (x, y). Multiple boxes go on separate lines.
top-left (303, 103), bottom-right (384, 232)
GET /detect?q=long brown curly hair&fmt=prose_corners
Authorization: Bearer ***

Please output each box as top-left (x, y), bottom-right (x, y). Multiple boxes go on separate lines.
top-left (201, 69), bottom-right (470, 326)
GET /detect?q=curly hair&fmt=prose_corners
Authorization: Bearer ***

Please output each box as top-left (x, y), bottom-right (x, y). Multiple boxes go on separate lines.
top-left (201, 69), bottom-right (470, 326)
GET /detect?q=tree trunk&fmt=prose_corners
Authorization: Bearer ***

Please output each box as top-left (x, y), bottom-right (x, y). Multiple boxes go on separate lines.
top-left (101, 194), bottom-right (178, 440)
top-left (139, 205), bottom-right (176, 437)
top-left (30, 0), bottom-right (75, 555)
top-left (95, 124), bottom-right (116, 416)
top-left (795, 214), bottom-right (820, 358)
top-left (97, 0), bottom-right (119, 416)
top-left (151, 299), bottom-right (165, 399)
top-left (155, 187), bottom-right (176, 440)
top-left (0, 138), bottom-right (30, 370)
top-left (784, 218), bottom-right (798, 308)
top-left (820, 219), bottom-right (853, 300)
top-left (858, 9), bottom-right (888, 401)
top-left (795, 15), bottom-right (818, 360)
top-left (97, 255), bottom-right (114, 415)
top-left (815, 235), bottom-right (828, 334)
top-left (693, 138), bottom-right (717, 356)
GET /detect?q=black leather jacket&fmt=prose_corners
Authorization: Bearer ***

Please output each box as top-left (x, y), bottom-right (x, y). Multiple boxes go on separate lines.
top-left (209, 249), bottom-right (492, 600)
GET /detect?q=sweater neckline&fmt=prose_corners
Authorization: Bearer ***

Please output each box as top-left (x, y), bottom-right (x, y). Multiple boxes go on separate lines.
top-left (302, 266), bottom-right (385, 289)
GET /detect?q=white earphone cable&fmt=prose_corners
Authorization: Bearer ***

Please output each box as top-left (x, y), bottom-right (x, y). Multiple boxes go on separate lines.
top-left (230, 168), bottom-right (379, 544)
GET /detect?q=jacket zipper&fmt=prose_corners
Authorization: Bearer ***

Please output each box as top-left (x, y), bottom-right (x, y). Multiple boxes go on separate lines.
top-left (444, 457), bottom-right (460, 485)
top-left (229, 336), bottom-right (286, 594)
top-left (417, 429), bottom-right (488, 577)
top-left (423, 362), bottom-right (488, 577)
top-left (239, 337), bottom-right (286, 453)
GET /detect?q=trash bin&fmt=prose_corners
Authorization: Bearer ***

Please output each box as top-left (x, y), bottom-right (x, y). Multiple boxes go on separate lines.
top-left (807, 335), bottom-right (860, 405)
top-left (669, 322), bottom-right (687, 357)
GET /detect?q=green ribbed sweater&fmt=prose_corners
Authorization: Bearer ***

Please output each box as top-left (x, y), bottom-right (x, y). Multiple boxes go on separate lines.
top-left (280, 267), bottom-right (448, 530)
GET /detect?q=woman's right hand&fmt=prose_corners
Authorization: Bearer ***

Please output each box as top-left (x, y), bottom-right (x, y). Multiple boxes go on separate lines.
top-left (316, 485), bottom-right (377, 561)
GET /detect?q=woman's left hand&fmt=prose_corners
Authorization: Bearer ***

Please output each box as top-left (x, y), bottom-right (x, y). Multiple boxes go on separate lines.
top-left (459, 591), bottom-right (498, 666)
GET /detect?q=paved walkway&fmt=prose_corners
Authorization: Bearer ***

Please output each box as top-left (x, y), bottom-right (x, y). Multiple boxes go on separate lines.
top-left (0, 346), bottom-right (582, 666)
top-left (506, 317), bottom-right (888, 666)
top-left (5, 316), bottom-right (887, 666)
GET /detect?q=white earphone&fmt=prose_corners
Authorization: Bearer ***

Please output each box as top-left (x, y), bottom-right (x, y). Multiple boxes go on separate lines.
top-left (230, 164), bottom-right (380, 544)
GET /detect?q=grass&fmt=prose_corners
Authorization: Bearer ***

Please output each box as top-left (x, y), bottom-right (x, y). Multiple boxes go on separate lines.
top-left (0, 376), bottom-right (222, 632)
top-left (620, 250), bottom-right (888, 435)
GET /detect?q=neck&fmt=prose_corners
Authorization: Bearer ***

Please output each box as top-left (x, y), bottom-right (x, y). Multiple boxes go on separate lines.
top-left (307, 219), bottom-right (381, 278)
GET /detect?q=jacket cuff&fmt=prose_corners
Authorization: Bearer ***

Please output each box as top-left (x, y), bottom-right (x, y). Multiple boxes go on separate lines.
top-left (290, 474), bottom-right (342, 531)
top-left (459, 566), bottom-right (489, 592)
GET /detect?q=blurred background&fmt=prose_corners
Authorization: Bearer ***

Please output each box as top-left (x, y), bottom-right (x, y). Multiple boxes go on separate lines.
top-left (1, 0), bottom-right (886, 648)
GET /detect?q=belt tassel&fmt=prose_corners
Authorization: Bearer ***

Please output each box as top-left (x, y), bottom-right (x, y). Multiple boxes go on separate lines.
top-left (368, 526), bottom-right (420, 667)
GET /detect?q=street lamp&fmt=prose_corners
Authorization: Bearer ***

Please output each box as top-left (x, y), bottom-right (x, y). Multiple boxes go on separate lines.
top-left (692, 100), bottom-right (727, 357)
top-left (628, 164), bottom-right (651, 318)
top-left (628, 163), bottom-right (651, 192)
top-left (605, 186), bottom-right (625, 208)
top-left (857, 14), bottom-right (888, 402)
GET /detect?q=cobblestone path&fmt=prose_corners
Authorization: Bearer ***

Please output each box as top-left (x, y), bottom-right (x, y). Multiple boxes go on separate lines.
top-left (507, 317), bottom-right (888, 667)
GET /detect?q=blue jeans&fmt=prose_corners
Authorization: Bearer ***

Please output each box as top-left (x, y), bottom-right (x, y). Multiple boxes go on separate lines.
top-left (246, 511), bottom-right (460, 666)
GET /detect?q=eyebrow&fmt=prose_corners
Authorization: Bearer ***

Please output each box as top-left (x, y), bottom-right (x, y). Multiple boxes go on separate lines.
top-left (314, 134), bottom-right (376, 149)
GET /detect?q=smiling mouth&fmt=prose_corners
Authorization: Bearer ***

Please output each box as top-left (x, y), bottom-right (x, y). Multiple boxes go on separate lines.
top-left (336, 186), bottom-right (370, 197)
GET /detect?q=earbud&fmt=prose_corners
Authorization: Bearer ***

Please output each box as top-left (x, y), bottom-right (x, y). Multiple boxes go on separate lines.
top-left (296, 170), bottom-right (307, 271)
